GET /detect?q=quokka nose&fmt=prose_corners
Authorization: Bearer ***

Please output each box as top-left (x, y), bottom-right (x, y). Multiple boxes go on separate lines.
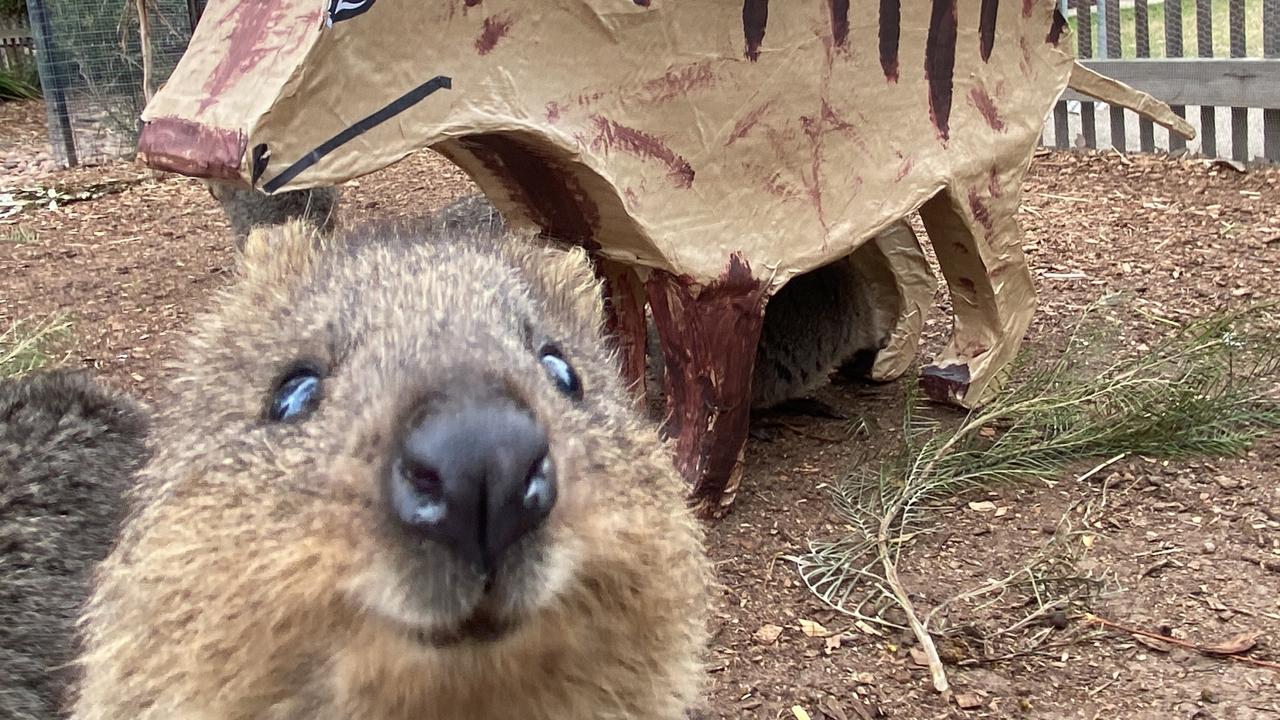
top-left (387, 400), bottom-right (556, 574)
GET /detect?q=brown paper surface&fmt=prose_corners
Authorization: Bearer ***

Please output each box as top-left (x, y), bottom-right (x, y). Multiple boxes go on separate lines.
top-left (141, 0), bottom-right (1078, 288)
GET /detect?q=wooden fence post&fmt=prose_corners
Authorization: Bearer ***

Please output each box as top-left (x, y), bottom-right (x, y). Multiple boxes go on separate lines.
top-left (1041, 0), bottom-right (1274, 164)
top-left (1052, 0), bottom-right (1070, 148)
top-left (1265, 0), bottom-right (1280, 161)
top-left (1195, 0), bottom-right (1217, 157)
top-left (1165, 0), bottom-right (1187, 153)
top-left (1229, 0), bottom-right (1249, 161)
top-left (1077, 0), bottom-right (1097, 149)
top-left (1102, 0), bottom-right (1124, 152)
top-left (1134, 0), bottom-right (1155, 153)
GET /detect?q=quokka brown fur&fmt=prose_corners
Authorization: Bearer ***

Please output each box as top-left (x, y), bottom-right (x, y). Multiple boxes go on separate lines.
top-left (207, 181), bottom-right (340, 248)
top-left (1, 369), bottom-right (149, 720)
top-left (72, 218), bottom-right (711, 720)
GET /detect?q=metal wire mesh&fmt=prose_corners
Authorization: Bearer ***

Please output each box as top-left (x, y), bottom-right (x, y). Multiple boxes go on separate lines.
top-left (27, 0), bottom-right (199, 167)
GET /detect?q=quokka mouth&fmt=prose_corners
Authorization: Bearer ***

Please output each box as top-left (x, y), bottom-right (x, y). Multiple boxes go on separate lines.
top-left (412, 608), bottom-right (517, 648)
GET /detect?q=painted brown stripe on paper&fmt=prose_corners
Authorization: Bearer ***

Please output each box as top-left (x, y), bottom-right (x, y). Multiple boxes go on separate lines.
top-left (880, 0), bottom-right (900, 80)
top-left (742, 0), bottom-right (768, 61)
top-left (925, 0), bottom-right (958, 139)
top-left (829, 0), bottom-right (850, 47)
top-left (979, 0), bottom-right (999, 61)
top-left (1046, 9), bottom-right (1067, 45)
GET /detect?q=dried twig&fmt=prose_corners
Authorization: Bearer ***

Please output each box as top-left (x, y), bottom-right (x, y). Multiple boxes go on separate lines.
top-left (1237, 555), bottom-right (1280, 574)
top-left (1074, 453), bottom-right (1127, 483)
top-left (1083, 614), bottom-right (1280, 671)
top-left (793, 301), bottom-right (1280, 694)
top-left (876, 494), bottom-right (948, 692)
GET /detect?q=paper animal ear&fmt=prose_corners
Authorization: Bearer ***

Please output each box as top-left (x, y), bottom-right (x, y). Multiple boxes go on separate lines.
top-left (239, 219), bottom-right (334, 288)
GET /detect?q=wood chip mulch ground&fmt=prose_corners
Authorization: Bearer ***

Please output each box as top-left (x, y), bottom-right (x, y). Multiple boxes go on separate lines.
top-left (3, 99), bottom-right (1279, 719)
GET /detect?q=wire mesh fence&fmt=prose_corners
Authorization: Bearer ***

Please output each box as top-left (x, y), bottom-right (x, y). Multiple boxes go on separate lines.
top-left (26, 0), bottom-right (200, 167)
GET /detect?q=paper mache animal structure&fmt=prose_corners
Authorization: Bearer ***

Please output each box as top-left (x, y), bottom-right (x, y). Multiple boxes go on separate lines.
top-left (136, 0), bottom-right (1195, 516)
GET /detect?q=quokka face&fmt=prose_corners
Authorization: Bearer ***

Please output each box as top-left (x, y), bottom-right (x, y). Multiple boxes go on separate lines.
top-left (73, 219), bottom-right (710, 720)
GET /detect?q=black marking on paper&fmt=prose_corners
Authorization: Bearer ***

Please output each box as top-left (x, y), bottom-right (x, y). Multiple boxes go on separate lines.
top-left (327, 0), bottom-right (377, 26)
top-left (262, 75), bottom-right (452, 194)
top-left (250, 143), bottom-right (269, 185)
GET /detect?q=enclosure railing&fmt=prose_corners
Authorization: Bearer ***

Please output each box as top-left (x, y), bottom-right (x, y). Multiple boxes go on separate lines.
top-left (1043, 0), bottom-right (1280, 164)
top-left (0, 15), bottom-right (33, 72)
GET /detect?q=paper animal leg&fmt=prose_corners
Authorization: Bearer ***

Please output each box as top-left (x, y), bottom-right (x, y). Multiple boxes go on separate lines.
top-left (644, 260), bottom-right (767, 518)
top-left (917, 170), bottom-right (1036, 408)
top-left (841, 220), bottom-right (938, 383)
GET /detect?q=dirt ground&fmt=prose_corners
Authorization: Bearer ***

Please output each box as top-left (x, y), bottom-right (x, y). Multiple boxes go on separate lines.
top-left (3, 99), bottom-right (1279, 719)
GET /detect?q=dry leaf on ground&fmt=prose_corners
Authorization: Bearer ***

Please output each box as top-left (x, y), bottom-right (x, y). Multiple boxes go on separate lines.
top-left (799, 619), bottom-right (830, 637)
top-left (1203, 631), bottom-right (1262, 656)
top-left (753, 624), bottom-right (784, 645)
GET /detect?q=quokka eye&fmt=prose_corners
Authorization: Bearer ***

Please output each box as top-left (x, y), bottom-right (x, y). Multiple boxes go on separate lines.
top-left (268, 366), bottom-right (323, 422)
top-left (538, 344), bottom-right (582, 402)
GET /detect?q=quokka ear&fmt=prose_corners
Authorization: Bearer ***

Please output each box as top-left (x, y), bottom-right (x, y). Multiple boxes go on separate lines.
top-left (239, 219), bottom-right (337, 288)
top-left (509, 237), bottom-right (609, 340)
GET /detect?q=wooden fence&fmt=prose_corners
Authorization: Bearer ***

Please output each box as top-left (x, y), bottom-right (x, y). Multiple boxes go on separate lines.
top-left (0, 16), bottom-right (33, 72)
top-left (1045, 0), bottom-right (1280, 163)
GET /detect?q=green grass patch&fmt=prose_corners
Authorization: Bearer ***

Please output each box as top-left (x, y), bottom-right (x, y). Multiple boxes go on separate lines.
top-left (2, 226), bottom-right (38, 244)
top-left (0, 66), bottom-right (40, 101)
top-left (0, 315), bottom-right (75, 379)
